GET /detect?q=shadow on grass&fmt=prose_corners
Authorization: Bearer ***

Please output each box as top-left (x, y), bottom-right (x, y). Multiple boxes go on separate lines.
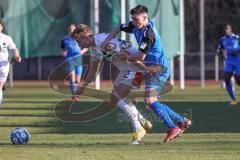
top-left (52, 101), bottom-right (240, 134)
top-left (1, 101), bottom-right (240, 134)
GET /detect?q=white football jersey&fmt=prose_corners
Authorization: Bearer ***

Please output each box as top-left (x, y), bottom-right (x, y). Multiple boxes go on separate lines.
top-left (0, 33), bottom-right (16, 62)
top-left (93, 33), bottom-right (138, 60)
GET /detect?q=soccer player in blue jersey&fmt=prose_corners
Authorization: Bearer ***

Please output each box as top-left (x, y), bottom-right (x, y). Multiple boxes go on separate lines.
top-left (61, 24), bottom-right (88, 102)
top-left (217, 23), bottom-right (240, 105)
top-left (102, 5), bottom-right (191, 142)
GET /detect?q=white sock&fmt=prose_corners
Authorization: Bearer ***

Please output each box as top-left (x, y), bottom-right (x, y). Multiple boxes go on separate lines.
top-left (117, 98), bottom-right (142, 131)
top-left (137, 112), bottom-right (146, 124)
top-left (127, 100), bottom-right (146, 124)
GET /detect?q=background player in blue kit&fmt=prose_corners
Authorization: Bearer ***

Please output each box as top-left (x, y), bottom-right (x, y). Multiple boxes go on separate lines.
top-left (217, 23), bottom-right (240, 105)
top-left (103, 5), bottom-right (191, 142)
top-left (61, 24), bottom-right (88, 102)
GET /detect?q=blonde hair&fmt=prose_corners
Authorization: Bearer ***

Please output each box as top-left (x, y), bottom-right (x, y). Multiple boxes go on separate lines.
top-left (72, 24), bottom-right (93, 40)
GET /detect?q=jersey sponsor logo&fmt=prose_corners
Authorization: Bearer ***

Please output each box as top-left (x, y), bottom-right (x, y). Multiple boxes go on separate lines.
top-left (0, 42), bottom-right (8, 53)
top-left (103, 42), bottom-right (117, 58)
top-left (120, 40), bottom-right (132, 51)
top-left (104, 42), bottom-right (117, 52)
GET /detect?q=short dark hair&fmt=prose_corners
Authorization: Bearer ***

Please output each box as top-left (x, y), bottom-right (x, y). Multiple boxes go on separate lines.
top-left (224, 23), bottom-right (231, 29)
top-left (130, 5), bottom-right (148, 15)
top-left (224, 23), bottom-right (232, 33)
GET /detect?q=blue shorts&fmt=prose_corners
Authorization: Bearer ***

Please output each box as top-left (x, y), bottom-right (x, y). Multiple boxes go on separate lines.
top-left (145, 65), bottom-right (170, 95)
top-left (66, 56), bottom-right (83, 76)
top-left (224, 60), bottom-right (240, 76)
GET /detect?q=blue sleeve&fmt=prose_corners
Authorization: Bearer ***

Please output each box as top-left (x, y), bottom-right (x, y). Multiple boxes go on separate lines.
top-left (217, 39), bottom-right (224, 55)
top-left (61, 39), bottom-right (66, 49)
top-left (218, 40), bottom-right (224, 49)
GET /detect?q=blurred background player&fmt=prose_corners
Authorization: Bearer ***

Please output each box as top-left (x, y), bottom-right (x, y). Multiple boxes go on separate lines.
top-left (217, 23), bottom-right (240, 106)
top-left (103, 5), bottom-right (191, 142)
top-left (0, 20), bottom-right (21, 105)
top-left (72, 24), bottom-right (152, 144)
top-left (60, 24), bottom-right (88, 102)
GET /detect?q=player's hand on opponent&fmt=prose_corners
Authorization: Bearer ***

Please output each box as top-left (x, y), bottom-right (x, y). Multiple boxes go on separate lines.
top-left (15, 56), bottom-right (22, 63)
top-left (146, 65), bottom-right (163, 74)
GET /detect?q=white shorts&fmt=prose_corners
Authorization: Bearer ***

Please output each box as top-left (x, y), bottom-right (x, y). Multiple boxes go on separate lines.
top-left (0, 63), bottom-right (9, 84)
top-left (112, 61), bottom-right (142, 89)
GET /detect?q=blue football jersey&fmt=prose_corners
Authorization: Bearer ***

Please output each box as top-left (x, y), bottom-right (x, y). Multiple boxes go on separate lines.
top-left (120, 20), bottom-right (169, 67)
top-left (218, 33), bottom-right (240, 63)
top-left (61, 36), bottom-right (80, 60)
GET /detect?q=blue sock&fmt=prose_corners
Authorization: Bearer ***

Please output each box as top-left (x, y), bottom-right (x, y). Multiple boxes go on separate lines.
top-left (226, 83), bottom-right (236, 100)
top-left (70, 80), bottom-right (77, 95)
top-left (163, 104), bottom-right (184, 123)
top-left (150, 101), bottom-right (176, 128)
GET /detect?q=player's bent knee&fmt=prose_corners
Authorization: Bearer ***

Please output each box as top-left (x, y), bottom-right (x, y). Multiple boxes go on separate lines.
top-left (110, 94), bottom-right (119, 104)
top-left (144, 97), bottom-right (154, 106)
top-left (144, 95), bottom-right (158, 106)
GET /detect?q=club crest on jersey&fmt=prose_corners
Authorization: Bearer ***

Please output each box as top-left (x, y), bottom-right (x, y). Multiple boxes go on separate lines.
top-left (0, 41), bottom-right (7, 53)
top-left (104, 42), bottom-right (117, 52)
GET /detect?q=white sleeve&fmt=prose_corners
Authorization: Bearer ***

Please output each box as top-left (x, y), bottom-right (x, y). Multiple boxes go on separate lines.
top-left (7, 36), bottom-right (17, 50)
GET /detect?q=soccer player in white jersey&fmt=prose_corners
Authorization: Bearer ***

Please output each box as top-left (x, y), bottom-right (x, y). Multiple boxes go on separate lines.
top-left (72, 24), bottom-right (152, 144)
top-left (0, 20), bottom-right (21, 105)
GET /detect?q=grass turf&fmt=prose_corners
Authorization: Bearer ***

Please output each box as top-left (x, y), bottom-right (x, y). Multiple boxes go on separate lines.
top-left (0, 82), bottom-right (240, 160)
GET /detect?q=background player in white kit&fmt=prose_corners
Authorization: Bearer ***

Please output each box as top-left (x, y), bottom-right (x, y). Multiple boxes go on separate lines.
top-left (72, 24), bottom-right (152, 144)
top-left (0, 20), bottom-right (21, 105)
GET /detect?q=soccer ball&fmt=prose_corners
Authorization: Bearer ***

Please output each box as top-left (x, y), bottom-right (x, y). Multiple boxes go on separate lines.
top-left (10, 128), bottom-right (30, 145)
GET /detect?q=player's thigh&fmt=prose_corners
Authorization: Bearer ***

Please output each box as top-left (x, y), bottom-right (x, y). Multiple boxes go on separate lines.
top-left (224, 61), bottom-right (234, 74)
top-left (111, 84), bottom-right (131, 103)
top-left (145, 71), bottom-right (169, 95)
top-left (234, 64), bottom-right (240, 85)
top-left (114, 65), bottom-right (142, 88)
top-left (234, 63), bottom-right (240, 76)
top-left (66, 60), bottom-right (74, 76)
top-left (144, 71), bottom-right (170, 106)
top-left (224, 72), bottom-right (233, 84)
top-left (0, 65), bottom-right (9, 88)
top-left (74, 66), bottom-right (83, 82)
top-left (111, 67), bottom-right (138, 102)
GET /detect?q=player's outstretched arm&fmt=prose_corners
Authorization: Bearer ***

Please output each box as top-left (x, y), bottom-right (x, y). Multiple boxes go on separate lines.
top-left (80, 48), bottom-right (88, 55)
top-left (12, 48), bottom-right (21, 63)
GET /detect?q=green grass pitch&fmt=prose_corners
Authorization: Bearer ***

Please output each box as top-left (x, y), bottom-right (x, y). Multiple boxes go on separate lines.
top-left (0, 81), bottom-right (240, 160)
